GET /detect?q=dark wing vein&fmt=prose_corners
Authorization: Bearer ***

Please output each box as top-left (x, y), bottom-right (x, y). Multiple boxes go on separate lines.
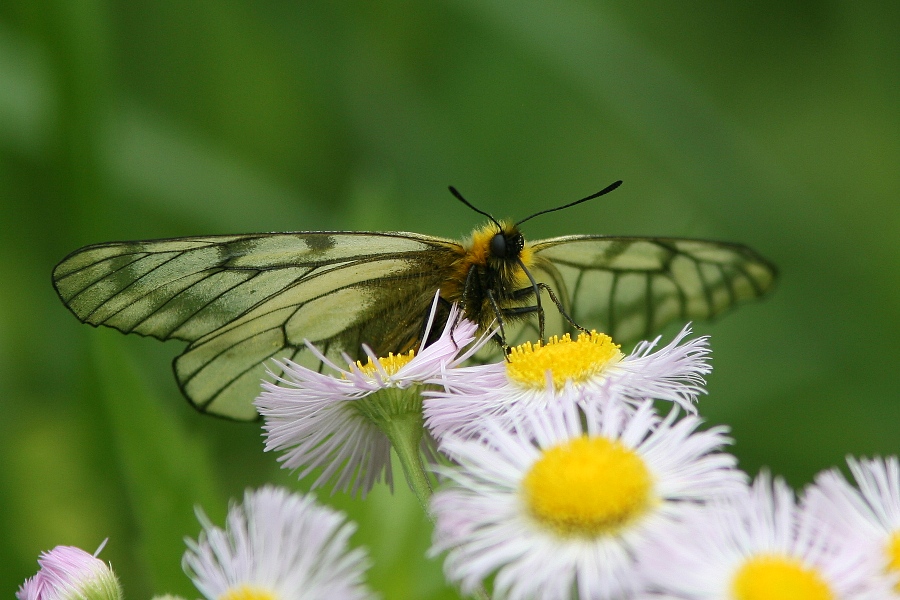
top-left (127, 269), bottom-right (258, 338)
top-left (82, 251), bottom-right (219, 323)
top-left (61, 253), bottom-right (154, 305)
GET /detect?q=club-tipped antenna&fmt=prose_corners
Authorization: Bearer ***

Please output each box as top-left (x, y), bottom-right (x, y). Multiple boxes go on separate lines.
top-left (448, 186), bottom-right (503, 230)
top-left (515, 180), bottom-right (623, 226)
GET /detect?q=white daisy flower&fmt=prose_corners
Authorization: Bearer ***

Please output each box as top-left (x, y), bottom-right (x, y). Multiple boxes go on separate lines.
top-left (424, 324), bottom-right (710, 440)
top-left (255, 296), bottom-right (478, 496)
top-left (18, 544), bottom-right (122, 600)
top-left (804, 456), bottom-right (900, 597)
top-left (183, 486), bottom-right (375, 600)
top-left (429, 399), bottom-right (742, 600)
top-left (642, 472), bottom-right (878, 599)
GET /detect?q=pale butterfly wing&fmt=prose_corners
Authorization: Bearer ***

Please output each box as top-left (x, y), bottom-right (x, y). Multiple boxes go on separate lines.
top-left (528, 235), bottom-right (777, 343)
top-left (53, 232), bottom-right (462, 420)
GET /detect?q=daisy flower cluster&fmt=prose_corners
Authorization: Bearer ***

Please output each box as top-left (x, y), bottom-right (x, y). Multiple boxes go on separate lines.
top-left (20, 302), bottom-right (900, 599)
top-left (248, 302), bottom-right (900, 598)
top-left (417, 316), bottom-right (900, 599)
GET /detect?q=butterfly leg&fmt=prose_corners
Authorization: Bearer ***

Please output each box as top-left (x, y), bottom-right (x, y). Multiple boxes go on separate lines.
top-left (484, 289), bottom-right (508, 346)
top-left (508, 282), bottom-right (588, 336)
top-left (536, 283), bottom-right (588, 335)
top-left (515, 257), bottom-right (545, 341)
top-left (497, 304), bottom-right (543, 354)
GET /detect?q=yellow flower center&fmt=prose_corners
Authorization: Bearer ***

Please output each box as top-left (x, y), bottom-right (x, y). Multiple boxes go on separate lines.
top-left (354, 350), bottom-right (416, 377)
top-left (522, 435), bottom-right (653, 537)
top-left (887, 530), bottom-right (900, 591)
top-left (730, 554), bottom-right (834, 600)
top-left (506, 331), bottom-right (623, 390)
top-left (219, 585), bottom-right (278, 600)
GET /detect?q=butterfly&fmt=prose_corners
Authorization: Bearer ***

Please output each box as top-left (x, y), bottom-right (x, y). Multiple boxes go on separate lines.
top-left (53, 181), bottom-right (777, 420)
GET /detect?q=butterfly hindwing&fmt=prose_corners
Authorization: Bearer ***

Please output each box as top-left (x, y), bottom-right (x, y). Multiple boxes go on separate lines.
top-left (530, 235), bottom-right (777, 344)
top-left (174, 256), bottom-right (454, 420)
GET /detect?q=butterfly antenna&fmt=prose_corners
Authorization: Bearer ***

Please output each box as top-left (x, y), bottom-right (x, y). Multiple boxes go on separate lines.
top-left (516, 180), bottom-right (623, 226)
top-left (448, 186), bottom-right (503, 230)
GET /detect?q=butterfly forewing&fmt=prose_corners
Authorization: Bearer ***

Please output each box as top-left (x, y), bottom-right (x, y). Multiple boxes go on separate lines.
top-left (530, 236), bottom-right (777, 344)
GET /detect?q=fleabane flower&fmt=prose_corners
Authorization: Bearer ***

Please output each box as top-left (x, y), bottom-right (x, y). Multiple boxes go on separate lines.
top-left (18, 544), bottom-right (122, 600)
top-left (183, 486), bottom-right (375, 600)
top-left (425, 323), bottom-right (710, 439)
top-left (429, 399), bottom-right (742, 600)
top-left (642, 472), bottom-right (878, 600)
top-left (804, 456), bottom-right (900, 597)
top-left (256, 297), bottom-right (478, 496)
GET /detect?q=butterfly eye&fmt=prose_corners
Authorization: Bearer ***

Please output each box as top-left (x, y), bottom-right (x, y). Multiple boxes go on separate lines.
top-left (490, 232), bottom-right (508, 258)
top-left (509, 232), bottom-right (524, 256)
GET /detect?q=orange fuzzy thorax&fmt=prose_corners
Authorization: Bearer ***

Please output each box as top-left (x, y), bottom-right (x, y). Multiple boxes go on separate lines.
top-left (463, 222), bottom-right (502, 266)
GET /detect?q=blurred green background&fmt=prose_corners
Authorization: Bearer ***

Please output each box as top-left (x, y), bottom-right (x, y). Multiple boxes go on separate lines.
top-left (1, 1), bottom-right (897, 598)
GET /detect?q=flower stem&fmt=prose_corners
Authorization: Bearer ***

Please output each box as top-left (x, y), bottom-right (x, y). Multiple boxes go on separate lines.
top-left (382, 411), bottom-right (433, 515)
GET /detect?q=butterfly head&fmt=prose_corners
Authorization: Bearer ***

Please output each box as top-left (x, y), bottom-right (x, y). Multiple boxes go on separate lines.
top-left (448, 185), bottom-right (526, 265)
top-left (466, 221), bottom-right (529, 268)
top-left (489, 225), bottom-right (524, 260)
